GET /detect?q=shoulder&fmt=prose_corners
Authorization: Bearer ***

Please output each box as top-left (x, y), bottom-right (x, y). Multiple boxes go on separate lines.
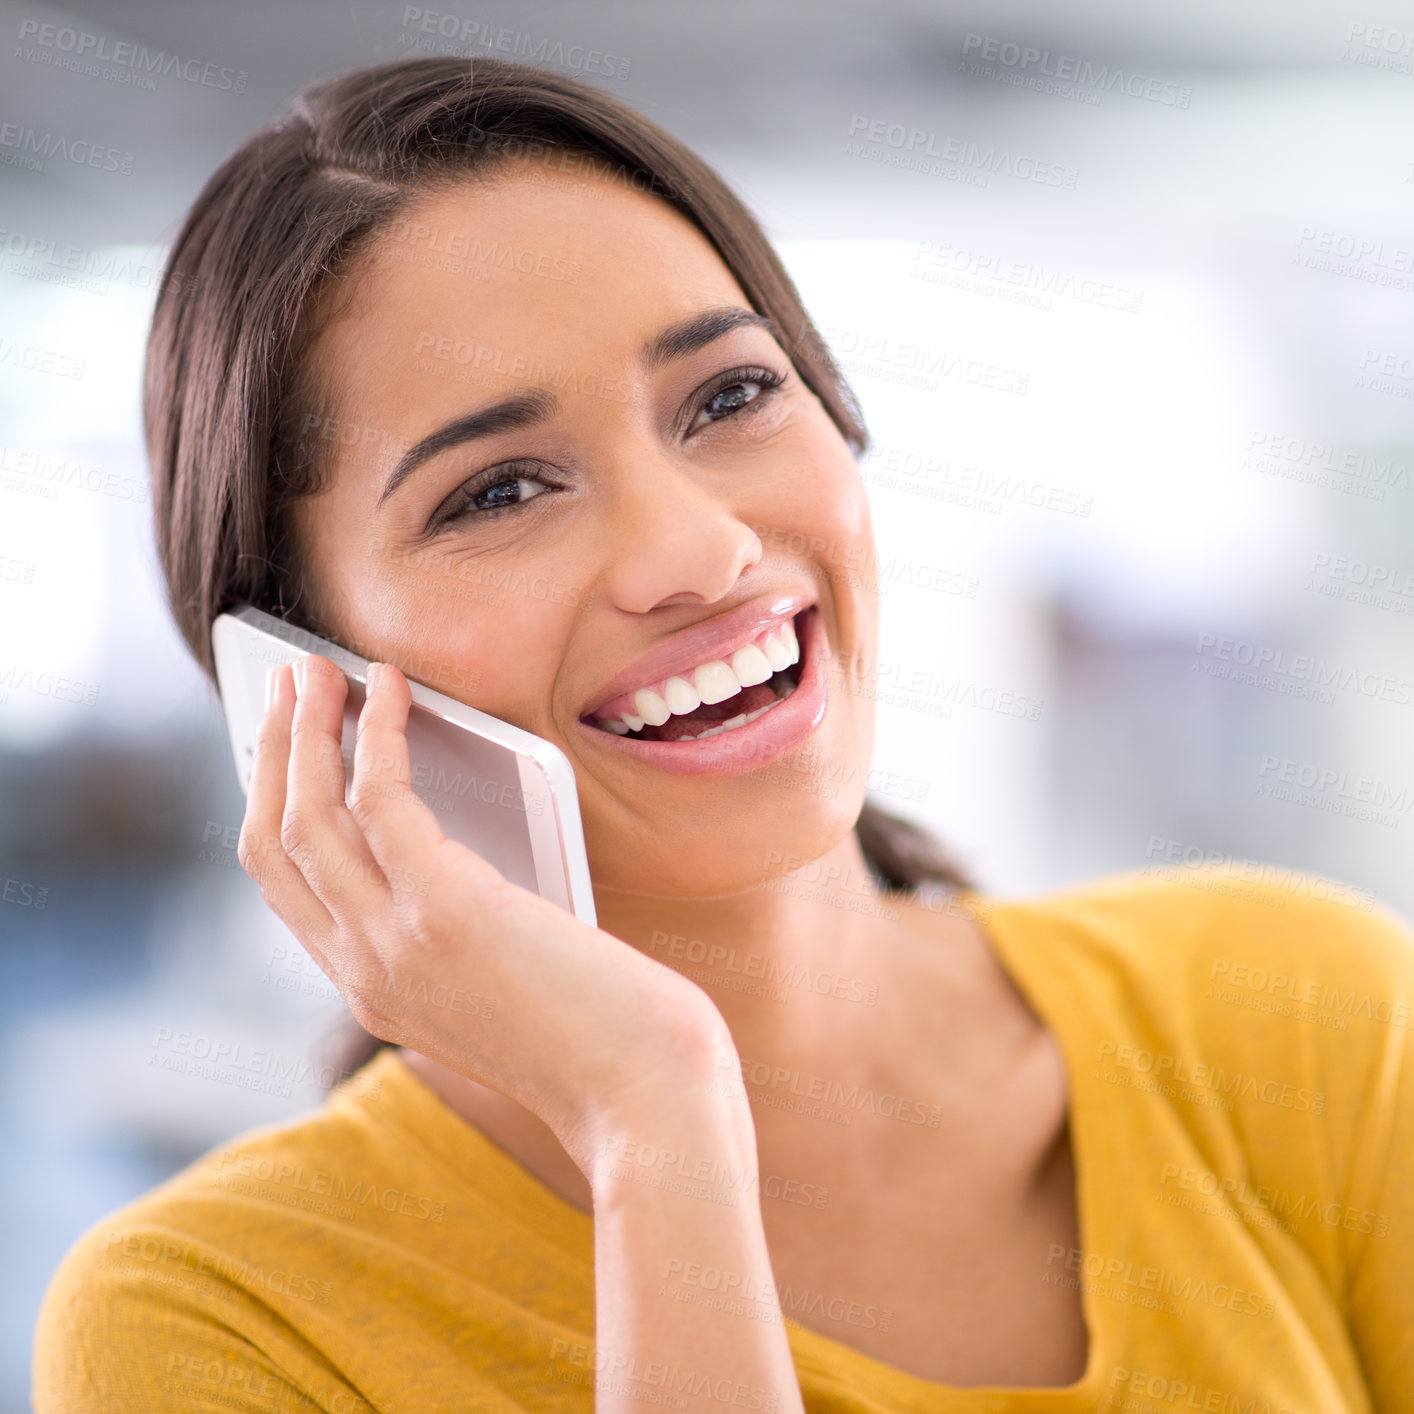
top-left (985, 858), bottom-right (1414, 1004)
top-left (979, 860), bottom-right (1414, 1135)
top-left (32, 1061), bottom-right (399, 1412)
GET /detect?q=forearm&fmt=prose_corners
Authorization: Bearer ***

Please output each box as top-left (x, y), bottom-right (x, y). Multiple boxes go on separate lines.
top-left (579, 1094), bottom-right (804, 1414)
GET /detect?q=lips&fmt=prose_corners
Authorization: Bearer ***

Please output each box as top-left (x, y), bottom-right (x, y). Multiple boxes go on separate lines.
top-left (575, 605), bottom-right (830, 777)
top-left (579, 592), bottom-right (812, 729)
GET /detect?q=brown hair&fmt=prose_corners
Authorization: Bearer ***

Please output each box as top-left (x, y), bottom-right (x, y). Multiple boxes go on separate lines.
top-left (144, 56), bottom-right (975, 1071)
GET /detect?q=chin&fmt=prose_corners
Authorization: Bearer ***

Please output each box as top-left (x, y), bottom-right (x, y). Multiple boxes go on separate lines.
top-left (586, 779), bottom-right (869, 900)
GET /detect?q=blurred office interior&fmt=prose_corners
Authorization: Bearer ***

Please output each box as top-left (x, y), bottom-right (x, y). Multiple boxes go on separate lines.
top-left (2, 0), bottom-right (1413, 1403)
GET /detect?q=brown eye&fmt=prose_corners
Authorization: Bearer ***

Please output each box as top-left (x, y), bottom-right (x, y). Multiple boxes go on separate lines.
top-left (429, 464), bottom-right (560, 532)
top-left (470, 476), bottom-right (550, 512)
top-left (687, 365), bottom-right (786, 433)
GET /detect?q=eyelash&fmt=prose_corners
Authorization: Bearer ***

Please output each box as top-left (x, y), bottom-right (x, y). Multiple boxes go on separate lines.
top-left (428, 363), bottom-right (788, 531)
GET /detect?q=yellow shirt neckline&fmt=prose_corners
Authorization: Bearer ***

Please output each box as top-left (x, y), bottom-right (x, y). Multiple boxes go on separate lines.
top-left (777, 889), bottom-right (1108, 1405)
top-left (361, 886), bottom-right (1108, 1404)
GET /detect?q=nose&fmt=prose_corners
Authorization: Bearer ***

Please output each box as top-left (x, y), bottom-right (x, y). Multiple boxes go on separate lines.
top-left (598, 449), bottom-right (764, 614)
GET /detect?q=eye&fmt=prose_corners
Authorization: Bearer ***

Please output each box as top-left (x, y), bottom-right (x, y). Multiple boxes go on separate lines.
top-left (468, 475), bottom-right (550, 513)
top-left (687, 365), bottom-right (786, 433)
top-left (429, 463), bottom-right (558, 532)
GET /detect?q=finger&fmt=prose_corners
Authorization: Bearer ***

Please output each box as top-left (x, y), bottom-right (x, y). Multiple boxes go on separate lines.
top-left (238, 664), bottom-right (336, 948)
top-left (347, 661), bottom-right (453, 887)
top-left (284, 653), bottom-right (388, 923)
top-left (288, 653), bottom-right (353, 807)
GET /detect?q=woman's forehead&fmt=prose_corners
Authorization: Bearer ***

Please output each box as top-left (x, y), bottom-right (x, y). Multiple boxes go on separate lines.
top-left (314, 167), bottom-right (751, 393)
top-left (369, 163), bottom-right (733, 298)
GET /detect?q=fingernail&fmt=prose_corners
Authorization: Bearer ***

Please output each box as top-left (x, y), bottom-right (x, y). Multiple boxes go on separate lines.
top-left (292, 657), bottom-right (306, 698)
top-left (264, 666), bottom-right (276, 711)
top-left (367, 662), bottom-right (382, 693)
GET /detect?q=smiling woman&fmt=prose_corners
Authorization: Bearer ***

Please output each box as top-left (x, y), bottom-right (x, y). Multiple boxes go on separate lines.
top-left (31, 54), bottom-right (1414, 1414)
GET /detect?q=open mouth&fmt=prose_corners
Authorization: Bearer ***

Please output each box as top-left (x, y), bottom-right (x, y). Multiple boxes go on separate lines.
top-left (582, 609), bottom-right (808, 745)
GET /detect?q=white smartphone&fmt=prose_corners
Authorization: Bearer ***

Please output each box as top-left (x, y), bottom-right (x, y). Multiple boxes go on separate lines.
top-left (210, 604), bottom-right (596, 925)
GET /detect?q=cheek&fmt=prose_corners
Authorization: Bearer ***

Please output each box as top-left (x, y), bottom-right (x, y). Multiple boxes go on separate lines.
top-left (405, 587), bottom-right (575, 723)
top-left (317, 549), bottom-right (574, 725)
top-left (763, 454), bottom-right (871, 580)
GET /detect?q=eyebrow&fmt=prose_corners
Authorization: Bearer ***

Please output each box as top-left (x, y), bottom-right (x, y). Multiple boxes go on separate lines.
top-left (377, 390), bottom-right (557, 508)
top-left (642, 306), bottom-right (781, 370)
top-left (378, 305), bottom-right (781, 508)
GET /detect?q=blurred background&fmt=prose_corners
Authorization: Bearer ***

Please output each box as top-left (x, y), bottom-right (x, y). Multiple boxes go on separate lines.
top-left (2, 0), bottom-right (1413, 1402)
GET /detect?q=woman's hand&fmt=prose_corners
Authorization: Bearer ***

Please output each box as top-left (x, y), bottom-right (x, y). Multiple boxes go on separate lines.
top-left (237, 653), bottom-right (735, 1173)
top-left (240, 654), bottom-right (805, 1414)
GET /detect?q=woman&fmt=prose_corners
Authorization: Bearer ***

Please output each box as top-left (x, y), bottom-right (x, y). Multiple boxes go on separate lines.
top-left (33, 56), bottom-right (1414, 1414)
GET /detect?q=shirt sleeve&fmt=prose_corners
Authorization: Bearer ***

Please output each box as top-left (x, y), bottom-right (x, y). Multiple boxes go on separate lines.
top-left (31, 1221), bottom-right (378, 1414)
top-left (1120, 866), bottom-right (1414, 1409)
top-left (1340, 904), bottom-right (1414, 1409)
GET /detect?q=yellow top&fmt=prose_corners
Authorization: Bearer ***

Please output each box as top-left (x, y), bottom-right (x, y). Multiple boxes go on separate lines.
top-left (32, 866), bottom-right (1414, 1414)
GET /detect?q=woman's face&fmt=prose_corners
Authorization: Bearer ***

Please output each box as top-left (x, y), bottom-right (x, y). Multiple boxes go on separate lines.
top-left (291, 159), bottom-right (878, 898)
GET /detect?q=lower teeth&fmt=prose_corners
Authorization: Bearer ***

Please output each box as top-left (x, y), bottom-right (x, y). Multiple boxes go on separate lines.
top-left (602, 668), bottom-right (800, 742)
top-left (679, 698), bottom-right (778, 740)
top-left (670, 672), bottom-right (799, 742)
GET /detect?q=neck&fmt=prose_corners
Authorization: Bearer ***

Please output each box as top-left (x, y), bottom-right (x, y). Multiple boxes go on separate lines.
top-left (396, 828), bottom-right (979, 1215)
top-left (588, 828), bottom-right (909, 1062)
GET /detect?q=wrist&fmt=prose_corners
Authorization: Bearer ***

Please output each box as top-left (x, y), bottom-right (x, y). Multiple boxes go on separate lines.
top-left (571, 1086), bottom-right (759, 1200)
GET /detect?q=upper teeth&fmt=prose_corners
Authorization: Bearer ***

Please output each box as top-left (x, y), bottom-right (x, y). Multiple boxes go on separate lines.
top-left (596, 618), bottom-right (801, 735)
